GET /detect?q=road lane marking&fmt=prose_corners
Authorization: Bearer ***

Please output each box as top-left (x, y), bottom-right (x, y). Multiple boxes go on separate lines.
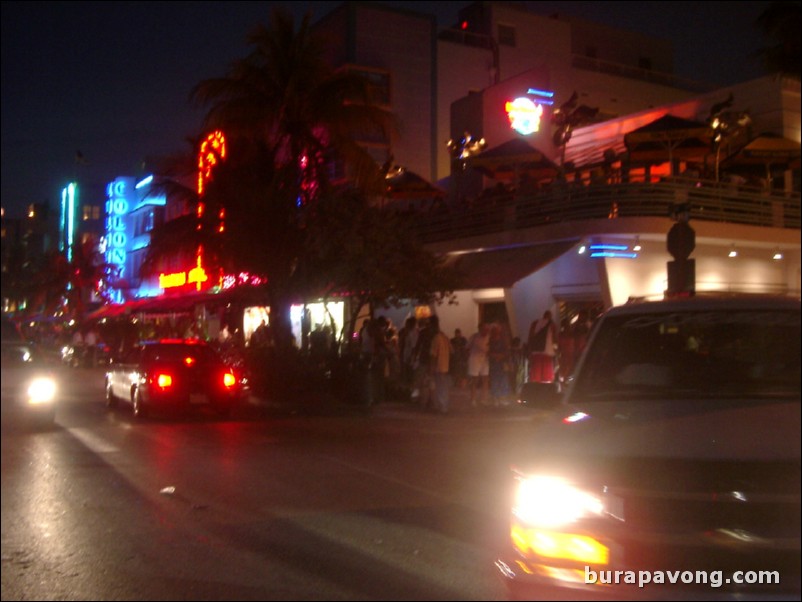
top-left (67, 427), bottom-right (120, 454)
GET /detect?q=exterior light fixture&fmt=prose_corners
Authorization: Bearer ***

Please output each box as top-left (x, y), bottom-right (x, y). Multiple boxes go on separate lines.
top-left (728, 245), bottom-right (738, 258)
top-left (632, 236), bottom-right (642, 252)
top-left (773, 249), bottom-right (783, 260)
top-left (589, 244), bottom-right (637, 258)
top-left (578, 244), bottom-right (587, 255)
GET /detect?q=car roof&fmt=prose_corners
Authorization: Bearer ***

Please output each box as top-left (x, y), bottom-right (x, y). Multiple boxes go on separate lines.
top-left (607, 294), bottom-right (801, 317)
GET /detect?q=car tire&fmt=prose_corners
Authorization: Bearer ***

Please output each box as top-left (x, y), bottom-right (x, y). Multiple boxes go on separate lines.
top-left (132, 390), bottom-right (147, 419)
top-left (105, 379), bottom-right (118, 409)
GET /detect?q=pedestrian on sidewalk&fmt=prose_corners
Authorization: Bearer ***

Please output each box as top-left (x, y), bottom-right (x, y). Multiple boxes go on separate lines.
top-left (428, 315), bottom-right (452, 414)
top-left (467, 322), bottom-right (490, 406)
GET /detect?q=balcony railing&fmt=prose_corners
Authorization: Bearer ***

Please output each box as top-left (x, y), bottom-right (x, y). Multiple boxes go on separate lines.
top-left (415, 178), bottom-right (801, 244)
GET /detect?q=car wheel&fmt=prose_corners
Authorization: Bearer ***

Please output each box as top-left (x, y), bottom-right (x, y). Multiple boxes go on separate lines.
top-left (132, 390), bottom-right (148, 419)
top-left (105, 379), bottom-right (118, 409)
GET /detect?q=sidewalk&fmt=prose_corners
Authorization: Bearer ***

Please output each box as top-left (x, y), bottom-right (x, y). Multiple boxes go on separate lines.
top-left (247, 379), bottom-right (528, 418)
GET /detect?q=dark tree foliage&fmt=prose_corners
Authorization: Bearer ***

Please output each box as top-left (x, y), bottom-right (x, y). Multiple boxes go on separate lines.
top-left (297, 188), bottom-right (460, 343)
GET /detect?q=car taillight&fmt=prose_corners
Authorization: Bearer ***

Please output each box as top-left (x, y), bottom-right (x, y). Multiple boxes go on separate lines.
top-left (156, 373), bottom-right (173, 389)
top-left (223, 372), bottom-right (237, 388)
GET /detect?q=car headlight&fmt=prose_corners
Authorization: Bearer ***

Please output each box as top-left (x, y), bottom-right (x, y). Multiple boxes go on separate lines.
top-left (513, 475), bottom-right (603, 528)
top-left (511, 475), bottom-right (609, 565)
top-left (27, 377), bottom-right (57, 405)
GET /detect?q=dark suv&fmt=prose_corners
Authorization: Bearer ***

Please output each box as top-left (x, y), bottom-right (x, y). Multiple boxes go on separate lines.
top-left (105, 339), bottom-right (245, 419)
top-left (499, 295), bottom-right (801, 600)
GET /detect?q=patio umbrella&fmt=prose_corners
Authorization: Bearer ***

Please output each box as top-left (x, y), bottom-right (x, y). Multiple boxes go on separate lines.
top-left (624, 114), bottom-right (713, 174)
top-left (467, 138), bottom-right (559, 184)
top-left (384, 167), bottom-right (445, 199)
top-left (721, 133), bottom-right (801, 186)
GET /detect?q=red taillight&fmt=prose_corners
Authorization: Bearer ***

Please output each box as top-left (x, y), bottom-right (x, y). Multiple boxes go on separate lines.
top-left (184, 356), bottom-right (196, 366)
top-left (223, 372), bottom-right (237, 388)
top-left (156, 373), bottom-right (173, 389)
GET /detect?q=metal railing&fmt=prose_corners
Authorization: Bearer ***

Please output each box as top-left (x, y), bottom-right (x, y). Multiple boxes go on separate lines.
top-left (414, 178), bottom-right (801, 243)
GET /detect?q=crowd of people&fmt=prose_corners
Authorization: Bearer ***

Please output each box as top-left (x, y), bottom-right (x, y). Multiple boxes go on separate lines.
top-left (354, 307), bottom-right (597, 414)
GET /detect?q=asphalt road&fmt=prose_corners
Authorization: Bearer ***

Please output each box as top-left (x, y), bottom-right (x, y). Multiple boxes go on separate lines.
top-left (2, 366), bottom-right (542, 601)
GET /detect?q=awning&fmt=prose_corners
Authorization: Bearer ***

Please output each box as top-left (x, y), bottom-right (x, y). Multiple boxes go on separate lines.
top-left (84, 287), bottom-right (269, 322)
top-left (445, 240), bottom-right (578, 289)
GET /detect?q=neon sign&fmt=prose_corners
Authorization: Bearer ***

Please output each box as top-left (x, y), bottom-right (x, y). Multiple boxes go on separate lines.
top-left (158, 266), bottom-right (208, 290)
top-left (159, 252), bottom-right (209, 291)
top-left (197, 130), bottom-right (226, 195)
top-left (505, 97), bottom-right (544, 136)
top-left (105, 178), bottom-right (130, 303)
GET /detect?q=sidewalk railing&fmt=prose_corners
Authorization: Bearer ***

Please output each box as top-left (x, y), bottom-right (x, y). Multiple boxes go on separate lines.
top-left (415, 178), bottom-right (800, 243)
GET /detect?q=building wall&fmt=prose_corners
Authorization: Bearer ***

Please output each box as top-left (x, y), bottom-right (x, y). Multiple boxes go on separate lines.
top-left (433, 218), bottom-right (801, 343)
top-left (435, 2), bottom-right (699, 182)
top-left (318, 2), bottom-right (437, 183)
top-left (438, 42), bottom-right (501, 180)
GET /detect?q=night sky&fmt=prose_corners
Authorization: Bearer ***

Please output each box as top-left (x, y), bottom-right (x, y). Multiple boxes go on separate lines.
top-left (1, 1), bottom-right (773, 219)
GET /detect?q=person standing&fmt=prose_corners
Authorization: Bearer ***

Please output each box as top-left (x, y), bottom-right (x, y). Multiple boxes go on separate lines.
top-left (398, 316), bottom-right (419, 397)
top-left (527, 310), bottom-right (558, 383)
top-left (467, 322), bottom-right (490, 406)
top-left (488, 323), bottom-right (511, 406)
top-left (84, 326), bottom-right (99, 367)
top-left (428, 315), bottom-right (452, 414)
top-left (508, 336), bottom-right (527, 397)
top-left (412, 317), bottom-right (436, 409)
top-left (450, 328), bottom-right (468, 388)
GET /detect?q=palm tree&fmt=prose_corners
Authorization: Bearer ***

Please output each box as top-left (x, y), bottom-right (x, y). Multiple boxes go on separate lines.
top-left (26, 236), bottom-right (112, 320)
top-left (296, 188), bottom-right (460, 346)
top-left (189, 7), bottom-right (396, 345)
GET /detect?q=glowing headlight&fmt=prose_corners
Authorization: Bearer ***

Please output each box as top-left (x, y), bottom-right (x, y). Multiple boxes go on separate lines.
top-left (27, 377), bottom-right (57, 405)
top-left (514, 476), bottom-right (603, 528)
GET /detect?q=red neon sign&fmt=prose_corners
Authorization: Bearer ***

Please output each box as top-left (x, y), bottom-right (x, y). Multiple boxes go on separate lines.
top-left (158, 264), bottom-right (208, 290)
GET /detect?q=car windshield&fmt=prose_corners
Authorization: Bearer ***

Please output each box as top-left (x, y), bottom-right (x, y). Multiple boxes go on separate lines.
top-left (142, 343), bottom-right (219, 365)
top-left (572, 309), bottom-right (801, 401)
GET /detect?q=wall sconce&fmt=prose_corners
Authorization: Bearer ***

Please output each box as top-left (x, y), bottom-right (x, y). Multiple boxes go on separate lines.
top-left (728, 244), bottom-right (738, 258)
top-left (632, 236), bottom-right (642, 252)
top-left (773, 249), bottom-right (784, 260)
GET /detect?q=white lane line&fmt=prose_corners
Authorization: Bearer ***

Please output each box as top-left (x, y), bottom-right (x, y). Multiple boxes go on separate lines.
top-left (67, 427), bottom-right (120, 454)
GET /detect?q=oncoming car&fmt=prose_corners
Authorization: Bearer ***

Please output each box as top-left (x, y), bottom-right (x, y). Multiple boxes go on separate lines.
top-left (1, 340), bottom-right (59, 428)
top-left (498, 295), bottom-right (801, 600)
top-left (105, 339), bottom-right (245, 419)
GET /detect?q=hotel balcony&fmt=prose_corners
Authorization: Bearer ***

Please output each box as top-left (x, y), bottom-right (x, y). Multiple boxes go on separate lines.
top-left (417, 177), bottom-right (801, 255)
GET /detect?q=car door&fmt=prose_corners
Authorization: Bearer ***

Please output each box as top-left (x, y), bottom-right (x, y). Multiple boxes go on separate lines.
top-left (110, 345), bottom-right (141, 402)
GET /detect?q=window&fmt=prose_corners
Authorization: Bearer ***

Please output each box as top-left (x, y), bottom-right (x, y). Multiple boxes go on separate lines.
top-left (82, 205), bottom-right (100, 221)
top-left (498, 24), bottom-right (516, 47)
